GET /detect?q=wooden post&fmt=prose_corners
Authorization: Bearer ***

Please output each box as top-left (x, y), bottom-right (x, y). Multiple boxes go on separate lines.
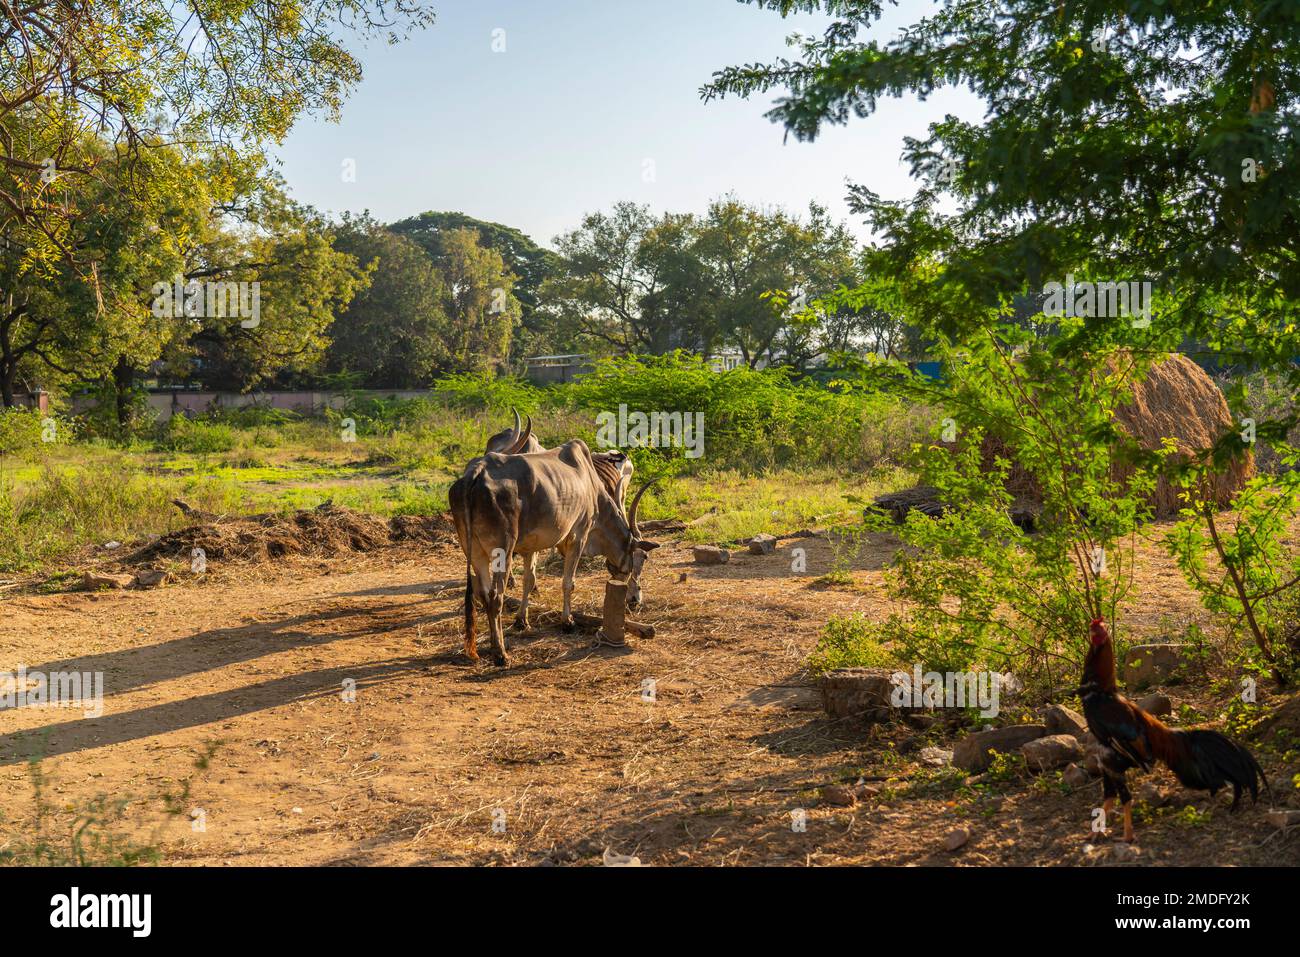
top-left (599, 580), bottom-right (628, 646)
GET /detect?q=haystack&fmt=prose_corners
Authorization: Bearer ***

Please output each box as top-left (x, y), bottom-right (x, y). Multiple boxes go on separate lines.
top-left (982, 353), bottom-right (1252, 519)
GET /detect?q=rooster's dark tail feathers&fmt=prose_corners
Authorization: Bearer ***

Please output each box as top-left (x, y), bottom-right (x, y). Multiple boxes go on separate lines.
top-left (1164, 729), bottom-right (1268, 809)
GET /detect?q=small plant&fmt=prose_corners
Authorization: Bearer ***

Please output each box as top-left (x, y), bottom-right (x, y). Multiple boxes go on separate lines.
top-left (808, 613), bottom-right (898, 674)
top-left (0, 742), bottom-right (219, 866)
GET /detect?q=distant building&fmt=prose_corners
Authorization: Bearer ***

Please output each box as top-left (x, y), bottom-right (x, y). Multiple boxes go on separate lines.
top-left (521, 354), bottom-right (593, 384)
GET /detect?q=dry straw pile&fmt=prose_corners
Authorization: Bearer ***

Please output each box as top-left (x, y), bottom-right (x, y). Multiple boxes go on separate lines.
top-left (983, 352), bottom-right (1252, 519)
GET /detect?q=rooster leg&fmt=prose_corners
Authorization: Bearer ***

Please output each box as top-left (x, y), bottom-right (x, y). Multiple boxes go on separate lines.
top-left (1115, 777), bottom-right (1135, 842)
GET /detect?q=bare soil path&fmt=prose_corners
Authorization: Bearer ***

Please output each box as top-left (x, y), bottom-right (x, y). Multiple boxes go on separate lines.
top-left (1, 533), bottom-right (1295, 866)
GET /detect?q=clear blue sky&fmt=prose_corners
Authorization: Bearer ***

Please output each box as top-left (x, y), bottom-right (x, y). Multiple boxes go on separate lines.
top-left (273, 0), bottom-right (981, 247)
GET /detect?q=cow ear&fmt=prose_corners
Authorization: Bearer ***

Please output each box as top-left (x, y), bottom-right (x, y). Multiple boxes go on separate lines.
top-left (635, 539), bottom-right (660, 552)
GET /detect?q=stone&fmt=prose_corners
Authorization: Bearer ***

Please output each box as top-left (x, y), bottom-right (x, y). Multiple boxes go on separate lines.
top-left (747, 533), bottom-right (777, 555)
top-left (1062, 763), bottom-right (1093, 789)
top-left (1083, 750), bottom-right (1105, 777)
top-left (1137, 782), bottom-right (1171, 808)
top-left (1020, 734), bottom-right (1085, 772)
top-left (1136, 694), bottom-right (1172, 717)
top-left (82, 571), bottom-right (132, 591)
top-left (1043, 704), bottom-right (1088, 738)
top-left (952, 724), bottom-right (1048, 772)
top-left (691, 545), bottom-right (730, 565)
top-left (1267, 809), bottom-right (1300, 830)
top-left (918, 747), bottom-right (953, 767)
top-left (820, 668), bottom-right (896, 722)
top-left (821, 784), bottom-right (856, 807)
top-left (943, 827), bottom-right (970, 851)
top-left (1123, 644), bottom-right (1189, 687)
top-left (133, 568), bottom-right (170, 588)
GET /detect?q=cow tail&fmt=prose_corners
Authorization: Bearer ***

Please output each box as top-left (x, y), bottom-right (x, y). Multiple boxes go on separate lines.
top-left (462, 462), bottom-right (486, 648)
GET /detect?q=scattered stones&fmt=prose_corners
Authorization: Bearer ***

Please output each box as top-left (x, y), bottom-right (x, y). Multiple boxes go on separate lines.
top-left (81, 571), bottom-right (133, 591)
top-left (1043, 704), bottom-right (1088, 738)
top-left (1136, 694), bottom-right (1172, 717)
top-left (1123, 644), bottom-right (1189, 688)
top-left (952, 724), bottom-right (1048, 772)
top-left (1021, 734), bottom-right (1085, 772)
top-left (820, 668), bottom-right (896, 722)
top-left (1266, 809), bottom-right (1300, 830)
top-left (691, 545), bottom-right (730, 566)
top-left (747, 533), bottom-right (777, 555)
top-left (918, 746), bottom-right (953, 767)
top-left (943, 827), bottom-right (970, 851)
top-left (133, 568), bottom-right (171, 588)
top-left (821, 784), bottom-right (856, 807)
top-left (1062, 763), bottom-right (1093, 789)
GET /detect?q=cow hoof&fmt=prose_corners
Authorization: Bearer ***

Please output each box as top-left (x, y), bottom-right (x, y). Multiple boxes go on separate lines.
top-left (494, 654), bottom-right (511, 668)
top-left (561, 616), bottom-right (576, 633)
top-left (512, 615), bottom-right (528, 631)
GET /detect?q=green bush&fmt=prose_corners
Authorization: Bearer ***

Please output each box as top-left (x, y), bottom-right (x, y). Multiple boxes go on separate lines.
top-left (0, 408), bottom-right (61, 457)
top-left (808, 614), bottom-right (900, 674)
top-left (158, 415), bottom-right (237, 454)
top-left (558, 351), bottom-right (921, 473)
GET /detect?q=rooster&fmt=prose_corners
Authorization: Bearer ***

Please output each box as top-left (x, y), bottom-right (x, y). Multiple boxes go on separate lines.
top-left (1079, 618), bottom-right (1267, 842)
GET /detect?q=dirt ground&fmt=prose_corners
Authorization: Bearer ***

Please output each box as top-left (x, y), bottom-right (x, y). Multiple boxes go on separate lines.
top-left (1, 529), bottom-right (1297, 866)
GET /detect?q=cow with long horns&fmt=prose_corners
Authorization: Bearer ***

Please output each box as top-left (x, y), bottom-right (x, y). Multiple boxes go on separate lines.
top-left (450, 439), bottom-right (659, 667)
top-left (482, 409), bottom-right (648, 610)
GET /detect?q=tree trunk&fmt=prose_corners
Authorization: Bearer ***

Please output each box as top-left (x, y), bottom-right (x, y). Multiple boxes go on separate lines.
top-left (112, 355), bottom-right (135, 429)
top-left (0, 358), bottom-right (15, 408)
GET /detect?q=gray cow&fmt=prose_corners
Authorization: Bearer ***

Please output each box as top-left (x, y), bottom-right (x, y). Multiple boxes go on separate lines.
top-left (484, 410), bottom-right (648, 609)
top-left (450, 440), bottom-right (658, 667)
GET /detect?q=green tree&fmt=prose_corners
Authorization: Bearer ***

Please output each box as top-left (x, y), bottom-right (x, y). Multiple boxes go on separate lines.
top-left (327, 214), bottom-right (448, 387)
top-left (433, 228), bottom-right (520, 374)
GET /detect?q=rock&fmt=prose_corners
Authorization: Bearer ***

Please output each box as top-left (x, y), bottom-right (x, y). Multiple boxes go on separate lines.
top-left (952, 724), bottom-right (1048, 772)
top-left (691, 545), bottom-right (730, 566)
top-left (1267, 809), bottom-right (1300, 830)
top-left (1137, 782), bottom-right (1171, 808)
top-left (82, 571), bottom-right (133, 591)
top-left (943, 827), bottom-right (970, 851)
top-left (1123, 644), bottom-right (1189, 688)
top-left (747, 533), bottom-right (777, 555)
top-left (602, 849), bottom-right (642, 867)
top-left (1062, 763), bottom-right (1092, 789)
top-left (1083, 750), bottom-right (1105, 777)
top-left (904, 713), bottom-right (938, 730)
top-left (1043, 704), bottom-right (1088, 738)
top-left (1020, 734), bottom-right (1085, 772)
top-left (918, 747), bottom-right (953, 767)
top-left (1111, 843), bottom-right (1141, 863)
top-left (820, 668), bottom-right (896, 722)
top-left (102, 541), bottom-right (122, 550)
top-left (1136, 694), bottom-right (1172, 717)
top-left (852, 782), bottom-right (879, 801)
top-left (821, 784), bottom-right (856, 807)
top-left (133, 568), bottom-right (171, 588)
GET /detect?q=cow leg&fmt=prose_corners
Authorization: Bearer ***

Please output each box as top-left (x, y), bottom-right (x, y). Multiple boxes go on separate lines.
top-left (514, 552), bottom-right (537, 631)
top-left (463, 566), bottom-right (480, 661)
top-left (559, 539), bottom-right (584, 631)
top-left (485, 570), bottom-right (510, 668)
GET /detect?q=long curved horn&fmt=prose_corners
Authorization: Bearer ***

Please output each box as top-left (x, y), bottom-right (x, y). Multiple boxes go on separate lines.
top-left (626, 479), bottom-right (658, 537)
top-left (505, 415), bottom-right (533, 454)
top-left (510, 407), bottom-right (521, 439)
